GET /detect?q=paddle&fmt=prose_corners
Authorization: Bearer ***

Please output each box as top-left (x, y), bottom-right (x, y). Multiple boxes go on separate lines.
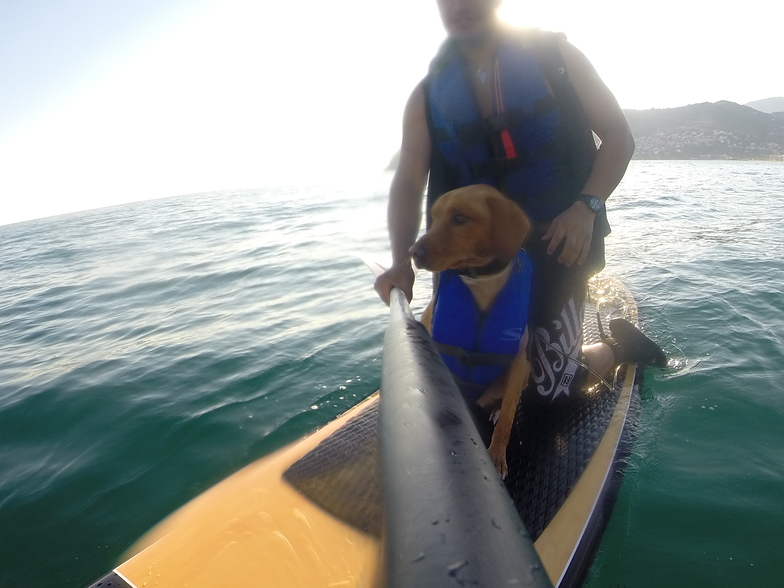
top-left (370, 260), bottom-right (553, 588)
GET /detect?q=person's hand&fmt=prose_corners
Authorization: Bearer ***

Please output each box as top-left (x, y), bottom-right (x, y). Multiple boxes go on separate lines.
top-left (374, 260), bottom-right (415, 306)
top-left (541, 202), bottom-right (595, 267)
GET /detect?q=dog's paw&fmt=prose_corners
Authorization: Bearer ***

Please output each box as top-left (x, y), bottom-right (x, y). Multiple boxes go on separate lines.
top-left (476, 389), bottom-right (503, 411)
top-left (487, 443), bottom-right (509, 479)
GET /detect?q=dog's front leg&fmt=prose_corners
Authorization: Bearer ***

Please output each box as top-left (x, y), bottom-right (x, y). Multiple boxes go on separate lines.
top-left (487, 329), bottom-right (531, 479)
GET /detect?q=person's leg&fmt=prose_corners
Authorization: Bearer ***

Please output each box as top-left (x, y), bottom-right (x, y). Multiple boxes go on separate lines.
top-left (583, 342), bottom-right (615, 385)
top-left (545, 317), bottom-right (667, 390)
top-left (584, 316), bottom-right (668, 385)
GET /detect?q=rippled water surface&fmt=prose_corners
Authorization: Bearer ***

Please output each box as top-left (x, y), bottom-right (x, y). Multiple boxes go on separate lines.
top-left (1, 161), bottom-right (782, 587)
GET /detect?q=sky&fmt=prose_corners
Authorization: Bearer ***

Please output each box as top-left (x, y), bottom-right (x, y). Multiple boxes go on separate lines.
top-left (1, 0), bottom-right (780, 226)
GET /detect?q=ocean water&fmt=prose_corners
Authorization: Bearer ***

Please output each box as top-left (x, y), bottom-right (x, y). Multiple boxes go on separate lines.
top-left (1, 161), bottom-right (782, 587)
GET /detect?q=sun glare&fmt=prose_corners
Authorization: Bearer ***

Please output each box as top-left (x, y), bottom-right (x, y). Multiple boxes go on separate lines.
top-left (0, 0), bottom-right (450, 226)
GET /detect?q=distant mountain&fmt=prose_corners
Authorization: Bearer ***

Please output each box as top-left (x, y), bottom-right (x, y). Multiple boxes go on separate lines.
top-left (624, 101), bottom-right (784, 160)
top-left (385, 100), bottom-right (784, 168)
top-left (745, 97), bottom-right (784, 114)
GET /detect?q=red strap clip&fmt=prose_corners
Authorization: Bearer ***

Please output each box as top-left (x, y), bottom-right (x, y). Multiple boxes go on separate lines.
top-left (500, 130), bottom-right (517, 159)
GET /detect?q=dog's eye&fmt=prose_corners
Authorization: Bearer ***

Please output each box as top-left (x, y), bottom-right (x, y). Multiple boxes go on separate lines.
top-left (451, 214), bottom-right (469, 226)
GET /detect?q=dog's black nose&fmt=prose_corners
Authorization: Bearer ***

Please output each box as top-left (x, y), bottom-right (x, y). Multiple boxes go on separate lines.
top-left (409, 241), bottom-right (426, 269)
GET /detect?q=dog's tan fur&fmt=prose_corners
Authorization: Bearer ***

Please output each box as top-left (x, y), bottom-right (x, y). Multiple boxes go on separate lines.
top-left (411, 184), bottom-right (532, 478)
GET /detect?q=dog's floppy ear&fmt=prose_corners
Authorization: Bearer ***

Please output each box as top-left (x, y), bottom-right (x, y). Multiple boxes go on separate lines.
top-left (486, 195), bottom-right (531, 262)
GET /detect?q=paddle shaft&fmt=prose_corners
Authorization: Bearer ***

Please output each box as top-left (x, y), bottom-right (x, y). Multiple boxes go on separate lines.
top-left (380, 286), bottom-right (552, 588)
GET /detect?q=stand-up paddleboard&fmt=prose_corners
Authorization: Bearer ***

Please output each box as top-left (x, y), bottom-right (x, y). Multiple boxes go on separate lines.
top-left (87, 274), bottom-right (640, 588)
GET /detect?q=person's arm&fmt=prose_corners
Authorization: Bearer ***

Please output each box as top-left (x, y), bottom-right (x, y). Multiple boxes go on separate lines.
top-left (542, 39), bottom-right (635, 267)
top-left (374, 84), bottom-right (432, 305)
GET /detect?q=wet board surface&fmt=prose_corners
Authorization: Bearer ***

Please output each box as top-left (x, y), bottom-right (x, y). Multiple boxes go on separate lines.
top-left (90, 274), bottom-right (640, 588)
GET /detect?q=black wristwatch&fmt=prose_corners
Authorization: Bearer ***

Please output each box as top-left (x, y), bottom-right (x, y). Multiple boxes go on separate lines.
top-left (577, 193), bottom-right (604, 214)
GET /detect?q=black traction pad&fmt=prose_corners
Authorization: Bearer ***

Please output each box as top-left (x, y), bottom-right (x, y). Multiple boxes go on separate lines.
top-left (283, 276), bottom-right (638, 540)
top-left (282, 402), bottom-right (382, 536)
top-left (504, 376), bottom-right (623, 539)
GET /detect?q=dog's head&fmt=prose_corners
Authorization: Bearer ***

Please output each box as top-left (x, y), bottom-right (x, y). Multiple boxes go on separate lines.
top-left (410, 184), bottom-right (530, 272)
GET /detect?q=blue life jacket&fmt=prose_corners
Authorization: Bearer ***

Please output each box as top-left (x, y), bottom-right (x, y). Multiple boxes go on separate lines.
top-left (423, 30), bottom-right (598, 224)
top-left (431, 250), bottom-right (532, 402)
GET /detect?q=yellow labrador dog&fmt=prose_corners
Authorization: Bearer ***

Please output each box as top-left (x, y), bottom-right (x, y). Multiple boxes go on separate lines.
top-left (410, 184), bottom-right (532, 478)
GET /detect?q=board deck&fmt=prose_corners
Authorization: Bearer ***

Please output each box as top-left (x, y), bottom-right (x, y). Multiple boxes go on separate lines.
top-left (87, 274), bottom-right (640, 588)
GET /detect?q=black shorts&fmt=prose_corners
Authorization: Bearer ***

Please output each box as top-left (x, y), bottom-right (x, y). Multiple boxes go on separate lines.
top-left (524, 224), bottom-right (606, 402)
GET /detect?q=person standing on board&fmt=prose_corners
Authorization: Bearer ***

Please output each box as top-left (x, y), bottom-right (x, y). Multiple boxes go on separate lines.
top-left (374, 0), bottom-right (666, 402)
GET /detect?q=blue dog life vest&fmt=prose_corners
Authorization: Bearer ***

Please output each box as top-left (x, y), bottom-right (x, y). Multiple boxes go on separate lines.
top-left (424, 30), bottom-right (597, 223)
top-left (431, 250), bottom-right (532, 403)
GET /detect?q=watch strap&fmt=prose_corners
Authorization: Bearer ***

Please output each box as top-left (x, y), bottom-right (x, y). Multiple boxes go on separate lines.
top-left (577, 193), bottom-right (604, 214)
